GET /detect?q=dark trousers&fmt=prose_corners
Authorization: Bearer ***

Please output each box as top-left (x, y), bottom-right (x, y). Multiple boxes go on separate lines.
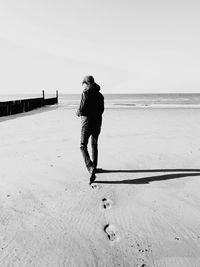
top-left (80, 116), bottom-right (102, 170)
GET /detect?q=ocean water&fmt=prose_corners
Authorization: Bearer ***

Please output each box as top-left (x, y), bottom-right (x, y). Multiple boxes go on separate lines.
top-left (1, 93), bottom-right (200, 109)
top-left (59, 93), bottom-right (200, 109)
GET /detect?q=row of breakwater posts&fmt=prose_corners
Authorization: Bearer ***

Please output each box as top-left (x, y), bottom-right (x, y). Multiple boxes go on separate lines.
top-left (0, 90), bottom-right (58, 117)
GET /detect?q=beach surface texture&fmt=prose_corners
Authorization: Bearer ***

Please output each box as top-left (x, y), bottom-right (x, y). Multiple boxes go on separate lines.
top-left (0, 104), bottom-right (200, 267)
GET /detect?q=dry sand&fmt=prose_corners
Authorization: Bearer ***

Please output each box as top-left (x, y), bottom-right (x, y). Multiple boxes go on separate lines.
top-left (0, 105), bottom-right (200, 266)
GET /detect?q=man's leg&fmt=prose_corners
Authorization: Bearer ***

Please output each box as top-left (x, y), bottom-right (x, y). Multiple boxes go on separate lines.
top-left (80, 117), bottom-right (94, 172)
top-left (80, 132), bottom-right (93, 170)
top-left (91, 118), bottom-right (102, 169)
top-left (91, 133), bottom-right (99, 169)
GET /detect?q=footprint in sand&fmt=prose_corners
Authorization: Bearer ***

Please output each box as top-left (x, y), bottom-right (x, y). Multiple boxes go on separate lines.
top-left (102, 198), bottom-right (112, 209)
top-left (90, 183), bottom-right (102, 190)
top-left (104, 224), bottom-right (119, 242)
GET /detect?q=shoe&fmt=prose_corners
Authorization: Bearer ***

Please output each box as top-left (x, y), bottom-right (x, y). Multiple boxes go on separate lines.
top-left (89, 174), bottom-right (96, 185)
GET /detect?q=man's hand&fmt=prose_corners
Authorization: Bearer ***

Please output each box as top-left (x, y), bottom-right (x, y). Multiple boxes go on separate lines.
top-left (76, 110), bottom-right (81, 117)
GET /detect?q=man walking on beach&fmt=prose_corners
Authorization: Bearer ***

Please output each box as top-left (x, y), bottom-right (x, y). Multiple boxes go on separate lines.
top-left (76, 75), bottom-right (104, 184)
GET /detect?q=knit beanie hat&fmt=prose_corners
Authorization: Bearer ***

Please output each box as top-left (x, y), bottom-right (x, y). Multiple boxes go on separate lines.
top-left (82, 75), bottom-right (95, 85)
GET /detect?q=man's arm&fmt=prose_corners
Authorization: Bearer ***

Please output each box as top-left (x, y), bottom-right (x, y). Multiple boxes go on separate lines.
top-left (100, 95), bottom-right (104, 115)
top-left (76, 91), bottom-right (88, 116)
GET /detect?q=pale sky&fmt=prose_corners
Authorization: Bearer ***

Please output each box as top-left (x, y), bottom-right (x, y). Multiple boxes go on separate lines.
top-left (0, 0), bottom-right (200, 94)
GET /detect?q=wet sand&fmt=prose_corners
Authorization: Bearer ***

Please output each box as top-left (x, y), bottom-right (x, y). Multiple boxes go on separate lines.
top-left (0, 106), bottom-right (200, 266)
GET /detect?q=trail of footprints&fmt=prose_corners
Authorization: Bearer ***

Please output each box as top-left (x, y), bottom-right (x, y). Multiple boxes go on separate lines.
top-left (101, 198), bottom-right (119, 242)
top-left (101, 197), bottom-right (152, 266)
top-left (92, 185), bottom-right (152, 265)
top-left (91, 182), bottom-right (119, 242)
top-left (92, 187), bottom-right (152, 266)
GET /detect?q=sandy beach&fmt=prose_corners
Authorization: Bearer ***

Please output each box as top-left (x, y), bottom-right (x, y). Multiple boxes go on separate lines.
top-left (0, 105), bottom-right (200, 266)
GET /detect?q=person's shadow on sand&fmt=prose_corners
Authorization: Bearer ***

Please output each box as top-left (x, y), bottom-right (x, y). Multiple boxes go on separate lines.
top-left (95, 168), bottom-right (200, 184)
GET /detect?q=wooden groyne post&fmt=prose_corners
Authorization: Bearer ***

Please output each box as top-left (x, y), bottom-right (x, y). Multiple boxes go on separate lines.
top-left (56, 90), bottom-right (58, 103)
top-left (43, 90), bottom-right (58, 105)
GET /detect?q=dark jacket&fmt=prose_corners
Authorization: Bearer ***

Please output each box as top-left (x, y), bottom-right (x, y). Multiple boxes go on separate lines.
top-left (77, 83), bottom-right (104, 117)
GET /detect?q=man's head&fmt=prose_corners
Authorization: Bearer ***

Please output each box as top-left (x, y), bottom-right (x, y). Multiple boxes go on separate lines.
top-left (82, 75), bottom-right (95, 86)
